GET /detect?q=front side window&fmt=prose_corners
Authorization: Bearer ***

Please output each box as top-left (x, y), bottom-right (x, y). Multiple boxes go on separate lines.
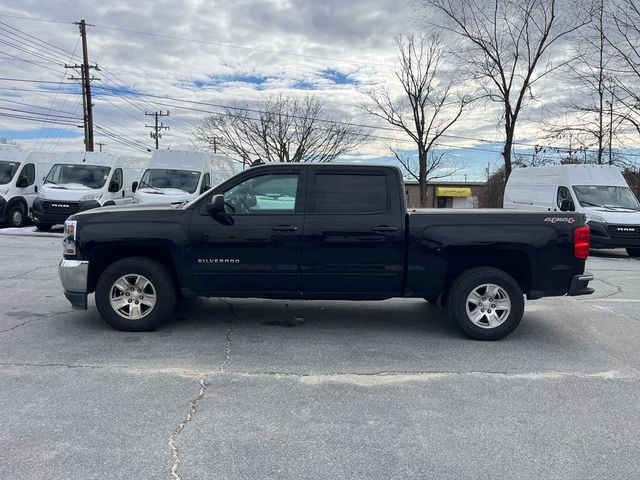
top-left (139, 169), bottom-right (201, 194)
top-left (111, 168), bottom-right (123, 190)
top-left (224, 173), bottom-right (299, 214)
top-left (573, 185), bottom-right (640, 210)
top-left (45, 164), bottom-right (111, 189)
top-left (557, 186), bottom-right (573, 210)
top-left (313, 173), bottom-right (388, 214)
top-left (0, 161), bottom-right (20, 185)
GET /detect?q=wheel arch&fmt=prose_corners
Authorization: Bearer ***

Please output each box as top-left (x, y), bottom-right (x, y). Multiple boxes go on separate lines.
top-left (443, 247), bottom-right (533, 296)
top-left (87, 244), bottom-right (180, 294)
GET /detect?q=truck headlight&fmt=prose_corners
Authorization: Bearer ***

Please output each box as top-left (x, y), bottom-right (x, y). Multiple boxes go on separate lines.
top-left (0, 186), bottom-right (9, 197)
top-left (79, 193), bottom-right (103, 202)
top-left (131, 195), bottom-right (141, 204)
top-left (63, 220), bottom-right (77, 255)
top-left (38, 190), bottom-right (47, 199)
top-left (586, 214), bottom-right (606, 223)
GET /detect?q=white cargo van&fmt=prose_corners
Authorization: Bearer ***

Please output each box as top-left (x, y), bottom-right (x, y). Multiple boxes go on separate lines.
top-left (132, 150), bottom-right (235, 205)
top-left (0, 145), bottom-right (57, 228)
top-left (33, 152), bottom-right (147, 231)
top-left (504, 164), bottom-right (640, 256)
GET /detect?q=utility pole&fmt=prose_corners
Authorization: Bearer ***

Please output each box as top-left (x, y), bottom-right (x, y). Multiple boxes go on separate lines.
top-left (145, 111), bottom-right (170, 150)
top-left (67, 19), bottom-right (99, 152)
top-left (96, 142), bottom-right (106, 152)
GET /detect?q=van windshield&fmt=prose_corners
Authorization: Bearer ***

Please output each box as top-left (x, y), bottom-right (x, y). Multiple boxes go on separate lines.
top-left (139, 169), bottom-right (201, 194)
top-left (0, 161), bottom-right (20, 184)
top-left (573, 185), bottom-right (640, 210)
top-left (45, 164), bottom-right (111, 189)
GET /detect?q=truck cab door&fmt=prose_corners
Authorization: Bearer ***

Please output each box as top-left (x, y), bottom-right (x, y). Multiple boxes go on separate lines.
top-left (189, 167), bottom-right (306, 296)
top-left (301, 168), bottom-right (405, 298)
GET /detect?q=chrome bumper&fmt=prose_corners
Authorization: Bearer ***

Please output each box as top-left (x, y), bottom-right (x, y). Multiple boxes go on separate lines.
top-left (58, 258), bottom-right (89, 310)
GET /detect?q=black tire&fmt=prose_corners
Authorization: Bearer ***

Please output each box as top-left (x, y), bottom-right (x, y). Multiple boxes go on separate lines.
top-left (35, 222), bottom-right (52, 232)
top-left (447, 267), bottom-right (525, 341)
top-left (627, 248), bottom-right (640, 258)
top-left (95, 257), bottom-right (176, 331)
top-left (7, 204), bottom-right (26, 228)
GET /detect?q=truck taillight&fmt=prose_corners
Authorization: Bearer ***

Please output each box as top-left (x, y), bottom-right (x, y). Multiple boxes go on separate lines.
top-left (574, 226), bottom-right (590, 260)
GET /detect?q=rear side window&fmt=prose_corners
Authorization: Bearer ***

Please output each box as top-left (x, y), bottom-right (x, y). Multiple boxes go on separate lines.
top-left (313, 173), bottom-right (388, 214)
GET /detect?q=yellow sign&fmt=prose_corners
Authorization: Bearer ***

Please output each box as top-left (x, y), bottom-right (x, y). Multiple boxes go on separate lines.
top-left (436, 187), bottom-right (472, 197)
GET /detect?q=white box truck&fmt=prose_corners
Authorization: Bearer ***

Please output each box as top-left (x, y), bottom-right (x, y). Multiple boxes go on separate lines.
top-left (0, 145), bottom-right (57, 228)
top-left (32, 151), bottom-right (147, 231)
top-left (132, 150), bottom-right (235, 205)
top-left (504, 164), bottom-right (640, 256)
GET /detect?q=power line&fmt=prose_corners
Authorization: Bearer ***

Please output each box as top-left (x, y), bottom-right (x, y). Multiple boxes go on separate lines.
top-left (0, 13), bottom-right (391, 68)
top-left (7, 82), bottom-right (640, 159)
top-left (0, 14), bottom-right (71, 25)
top-left (0, 97), bottom-right (80, 116)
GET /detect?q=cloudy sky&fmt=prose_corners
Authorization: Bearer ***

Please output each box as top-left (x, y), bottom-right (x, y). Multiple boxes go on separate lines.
top-left (0, 0), bottom-right (638, 181)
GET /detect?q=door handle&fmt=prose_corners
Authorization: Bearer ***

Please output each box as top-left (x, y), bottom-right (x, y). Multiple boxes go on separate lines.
top-left (371, 225), bottom-right (398, 233)
top-left (272, 225), bottom-right (299, 232)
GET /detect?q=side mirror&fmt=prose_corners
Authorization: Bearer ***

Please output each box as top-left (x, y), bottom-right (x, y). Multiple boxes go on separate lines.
top-left (200, 184), bottom-right (210, 194)
top-left (16, 176), bottom-right (29, 188)
top-left (108, 180), bottom-right (120, 193)
top-left (560, 199), bottom-right (574, 212)
top-left (206, 194), bottom-right (225, 215)
top-left (132, 181), bottom-right (138, 193)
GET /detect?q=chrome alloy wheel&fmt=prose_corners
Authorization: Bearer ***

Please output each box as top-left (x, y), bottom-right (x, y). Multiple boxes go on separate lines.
top-left (465, 283), bottom-right (511, 329)
top-left (109, 274), bottom-right (157, 320)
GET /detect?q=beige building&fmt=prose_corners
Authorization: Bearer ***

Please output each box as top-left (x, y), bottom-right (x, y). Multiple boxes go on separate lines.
top-left (404, 181), bottom-right (487, 209)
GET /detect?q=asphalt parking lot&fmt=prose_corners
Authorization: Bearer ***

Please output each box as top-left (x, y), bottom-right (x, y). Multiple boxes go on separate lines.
top-left (1, 229), bottom-right (639, 480)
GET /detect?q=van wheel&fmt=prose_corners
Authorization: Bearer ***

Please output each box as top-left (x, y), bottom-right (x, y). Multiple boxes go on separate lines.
top-left (447, 267), bottom-right (525, 341)
top-left (627, 248), bottom-right (640, 258)
top-left (95, 257), bottom-right (176, 332)
top-left (35, 222), bottom-right (52, 232)
top-left (8, 204), bottom-right (26, 228)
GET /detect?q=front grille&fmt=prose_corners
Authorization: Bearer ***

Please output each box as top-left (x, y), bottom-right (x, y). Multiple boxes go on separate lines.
top-left (42, 201), bottom-right (80, 214)
top-left (607, 225), bottom-right (640, 238)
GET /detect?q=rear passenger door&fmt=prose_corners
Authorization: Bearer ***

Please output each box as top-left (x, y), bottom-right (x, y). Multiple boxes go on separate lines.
top-left (301, 168), bottom-right (405, 298)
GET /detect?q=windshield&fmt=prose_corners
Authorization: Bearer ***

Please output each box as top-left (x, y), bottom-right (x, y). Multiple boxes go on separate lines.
top-left (45, 164), bottom-right (111, 189)
top-left (573, 185), bottom-right (640, 210)
top-left (0, 161), bottom-right (20, 185)
top-left (139, 169), bottom-right (201, 194)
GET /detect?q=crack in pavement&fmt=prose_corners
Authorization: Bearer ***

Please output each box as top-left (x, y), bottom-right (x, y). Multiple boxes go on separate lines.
top-left (591, 277), bottom-right (624, 299)
top-left (218, 298), bottom-right (240, 372)
top-left (0, 363), bottom-right (637, 382)
top-left (5, 265), bottom-right (58, 281)
top-left (168, 378), bottom-right (208, 480)
top-left (166, 300), bottom-right (237, 479)
top-left (0, 310), bottom-right (72, 335)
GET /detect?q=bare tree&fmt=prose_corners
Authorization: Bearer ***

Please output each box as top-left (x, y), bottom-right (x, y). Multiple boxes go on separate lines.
top-left (193, 94), bottom-right (365, 166)
top-left (419, 0), bottom-right (591, 178)
top-left (360, 33), bottom-right (468, 207)
top-left (542, 0), bottom-right (626, 164)
top-left (609, 0), bottom-right (640, 135)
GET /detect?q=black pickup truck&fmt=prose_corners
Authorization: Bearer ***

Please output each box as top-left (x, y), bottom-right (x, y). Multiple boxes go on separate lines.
top-left (58, 164), bottom-right (594, 340)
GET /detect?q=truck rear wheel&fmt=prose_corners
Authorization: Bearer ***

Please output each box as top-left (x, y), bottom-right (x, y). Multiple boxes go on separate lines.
top-left (447, 267), bottom-right (524, 341)
top-left (95, 257), bottom-right (176, 331)
top-left (8, 204), bottom-right (26, 228)
top-left (627, 248), bottom-right (640, 258)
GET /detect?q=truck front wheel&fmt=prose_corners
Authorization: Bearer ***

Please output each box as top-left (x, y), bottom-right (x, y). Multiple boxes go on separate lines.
top-left (447, 267), bottom-right (525, 341)
top-left (95, 257), bottom-right (176, 331)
